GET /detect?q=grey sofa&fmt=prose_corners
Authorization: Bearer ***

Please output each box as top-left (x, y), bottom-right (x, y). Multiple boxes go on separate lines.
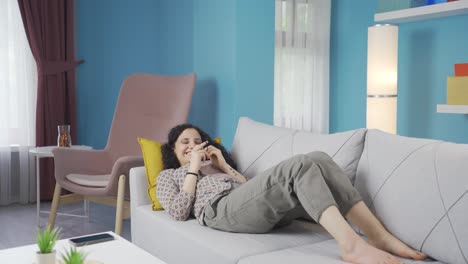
top-left (129, 117), bottom-right (468, 264)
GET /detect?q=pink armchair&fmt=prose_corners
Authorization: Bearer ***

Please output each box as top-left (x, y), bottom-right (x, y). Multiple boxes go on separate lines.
top-left (48, 73), bottom-right (196, 235)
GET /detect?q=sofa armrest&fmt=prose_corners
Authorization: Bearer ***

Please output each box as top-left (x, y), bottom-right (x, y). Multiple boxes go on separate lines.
top-left (130, 166), bottom-right (151, 208)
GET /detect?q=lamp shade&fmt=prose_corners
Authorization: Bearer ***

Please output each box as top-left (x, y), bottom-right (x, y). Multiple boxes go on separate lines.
top-left (366, 24), bottom-right (398, 134)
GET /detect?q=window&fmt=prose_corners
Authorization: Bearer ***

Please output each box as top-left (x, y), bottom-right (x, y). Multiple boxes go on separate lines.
top-left (0, 0), bottom-right (37, 147)
top-left (0, 0), bottom-right (37, 205)
top-left (274, 0), bottom-right (330, 133)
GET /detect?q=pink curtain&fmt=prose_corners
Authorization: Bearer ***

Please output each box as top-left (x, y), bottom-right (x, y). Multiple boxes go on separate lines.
top-left (18, 0), bottom-right (83, 200)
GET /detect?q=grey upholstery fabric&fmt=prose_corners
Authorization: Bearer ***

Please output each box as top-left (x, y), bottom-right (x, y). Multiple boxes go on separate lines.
top-left (132, 206), bottom-right (331, 264)
top-left (238, 239), bottom-right (447, 264)
top-left (355, 129), bottom-right (468, 264)
top-left (230, 117), bottom-right (367, 183)
top-left (130, 120), bottom-right (466, 264)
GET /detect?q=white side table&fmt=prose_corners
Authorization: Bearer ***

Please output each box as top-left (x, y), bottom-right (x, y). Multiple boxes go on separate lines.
top-left (29, 145), bottom-right (92, 227)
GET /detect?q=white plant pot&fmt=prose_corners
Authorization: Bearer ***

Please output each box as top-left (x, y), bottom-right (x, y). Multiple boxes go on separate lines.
top-left (36, 250), bottom-right (56, 264)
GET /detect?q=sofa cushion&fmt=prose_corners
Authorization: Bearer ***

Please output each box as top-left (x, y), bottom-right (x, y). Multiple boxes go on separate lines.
top-left (230, 117), bottom-right (367, 183)
top-left (355, 129), bottom-right (468, 264)
top-left (132, 204), bottom-right (332, 264)
top-left (238, 239), bottom-right (447, 264)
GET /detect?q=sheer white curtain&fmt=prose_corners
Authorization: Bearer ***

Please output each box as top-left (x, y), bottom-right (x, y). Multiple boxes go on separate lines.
top-left (0, 0), bottom-right (37, 205)
top-left (274, 0), bottom-right (330, 133)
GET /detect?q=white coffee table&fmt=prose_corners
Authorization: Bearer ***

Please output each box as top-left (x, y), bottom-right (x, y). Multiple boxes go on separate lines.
top-left (29, 145), bottom-right (92, 227)
top-left (0, 232), bottom-right (166, 264)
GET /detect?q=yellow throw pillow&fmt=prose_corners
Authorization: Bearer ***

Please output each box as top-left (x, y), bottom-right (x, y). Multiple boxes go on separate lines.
top-left (137, 137), bottom-right (164, 210)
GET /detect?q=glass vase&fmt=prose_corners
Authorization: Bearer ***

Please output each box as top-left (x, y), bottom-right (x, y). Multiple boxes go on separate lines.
top-left (57, 125), bottom-right (72, 147)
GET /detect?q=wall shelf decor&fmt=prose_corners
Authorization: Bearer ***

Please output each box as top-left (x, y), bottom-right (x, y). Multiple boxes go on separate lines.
top-left (375, 1), bottom-right (468, 23)
top-left (436, 104), bottom-right (468, 114)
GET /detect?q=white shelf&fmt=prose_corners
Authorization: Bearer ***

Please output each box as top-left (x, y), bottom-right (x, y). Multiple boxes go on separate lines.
top-left (375, 0), bottom-right (468, 23)
top-left (437, 104), bottom-right (468, 114)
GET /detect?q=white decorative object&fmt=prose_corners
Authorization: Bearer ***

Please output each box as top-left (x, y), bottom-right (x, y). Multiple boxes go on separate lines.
top-left (375, 0), bottom-right (468, 23)
top-left (437, 104), bottom-right (468, 114)
top-left (274, 0), bottom-right (331, 133)
top-left (36, 250), bottom-right (56, 264)
top-left (366, 24), bottom-right (398, 134)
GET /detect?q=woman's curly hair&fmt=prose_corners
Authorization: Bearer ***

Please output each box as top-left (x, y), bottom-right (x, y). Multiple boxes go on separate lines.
top-left (161, 124), bottom-right (237, 170)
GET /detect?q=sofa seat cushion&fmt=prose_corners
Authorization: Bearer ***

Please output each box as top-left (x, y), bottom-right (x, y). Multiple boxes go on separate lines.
top-left (230, 117), bottom-right (367, 183)
top-left (355, 130), bottom-right (468, 264)
top-left (238, 239), bottom-right (447, 264)
top-left (133, 205), bottom-right (332, 264)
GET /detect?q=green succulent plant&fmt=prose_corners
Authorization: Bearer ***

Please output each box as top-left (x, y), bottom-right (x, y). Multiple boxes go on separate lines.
top-left (36, 226), bottom-right (61, 254)
top-left (61, 247), bottom-right (87, 264)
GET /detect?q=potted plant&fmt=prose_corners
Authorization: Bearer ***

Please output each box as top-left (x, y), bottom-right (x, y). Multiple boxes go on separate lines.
top-left (36, 226), bottom-right (61, 264)
top-left (61, 247), bottom-right (87, 264)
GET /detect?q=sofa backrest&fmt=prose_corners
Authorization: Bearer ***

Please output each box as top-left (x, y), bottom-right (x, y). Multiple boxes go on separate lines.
top-left (354, 129), bottom-right (468, 264)
top-left (230, 117), bottom-right (367, 183)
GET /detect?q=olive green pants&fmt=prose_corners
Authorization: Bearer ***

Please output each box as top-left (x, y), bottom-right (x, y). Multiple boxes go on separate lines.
top-left (203, 151), bottom-right (362, 233)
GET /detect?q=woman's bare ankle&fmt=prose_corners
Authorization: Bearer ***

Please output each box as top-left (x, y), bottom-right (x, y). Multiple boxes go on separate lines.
top-left (338, 230), bottom-right (364, 255)
top-left (341, 235), bottom-right (366, 258)
top-left (367, 230), bottom-right (391, 248)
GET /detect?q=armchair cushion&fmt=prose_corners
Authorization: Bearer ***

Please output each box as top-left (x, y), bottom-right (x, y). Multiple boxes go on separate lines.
top-left (138, 137), bottom-right (164, 210)
top-left (66, 174), bottom-right (110, 187)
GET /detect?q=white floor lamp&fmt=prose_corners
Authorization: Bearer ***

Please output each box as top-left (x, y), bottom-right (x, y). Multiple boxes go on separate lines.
top-left (366, 24), bottom-right (399, 134)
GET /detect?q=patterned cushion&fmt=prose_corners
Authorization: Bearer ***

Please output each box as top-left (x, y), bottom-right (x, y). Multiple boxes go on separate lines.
top-left (230, 117), bottom-right (367, 183)
top-left (355, 130), bottom-right (468, 264)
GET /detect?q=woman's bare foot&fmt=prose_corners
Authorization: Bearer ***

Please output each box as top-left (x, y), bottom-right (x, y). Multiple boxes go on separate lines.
top-left (368, 232), bottom-right (427, 260)
top-left (342, 237), bottom-right (403, 264)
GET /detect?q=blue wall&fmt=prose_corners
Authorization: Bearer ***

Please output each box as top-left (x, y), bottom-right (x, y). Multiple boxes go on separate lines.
top-left (76, 0), bottom-right (274, 149)
top-left (236, 0), bottom-right (275, 126)
top-left (330, 0), bottom-right (468, 143)
top-left (192, 0), bottom-right (237, 145)
top-left (190, 0), bottom-right (274, 147)
top-left (191, 0), bottom-right (274, 146)
top-left (398, 15), bottom-right (468, 143)
top-left (156, 0), bottom-right (193, 75)
top-left (330, 0), bottom-right (375, 133)
top-left (77, 0), bottom-right (468, 149)
top-left (76, 0), bottom-right (160, 148)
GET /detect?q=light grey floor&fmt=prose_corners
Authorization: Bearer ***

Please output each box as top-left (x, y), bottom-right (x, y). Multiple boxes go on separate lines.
top-left (0, 202), bottom-right (131, 250)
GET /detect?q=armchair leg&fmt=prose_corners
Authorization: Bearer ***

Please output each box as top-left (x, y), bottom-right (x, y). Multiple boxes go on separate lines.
top-left (115, 174), bottom-right (126, 235)
top-left (48, 183), bottom-right (61, 229)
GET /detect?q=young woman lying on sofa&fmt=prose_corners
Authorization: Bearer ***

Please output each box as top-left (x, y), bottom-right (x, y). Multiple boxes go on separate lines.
top-left (156, 124), bottom-right (427, 264)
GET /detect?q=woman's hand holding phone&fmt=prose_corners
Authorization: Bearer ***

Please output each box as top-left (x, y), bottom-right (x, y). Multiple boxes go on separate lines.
top-left (206, 145), bottom-right (227, 170)
top-left (189, 141), bottom-right (209, 173)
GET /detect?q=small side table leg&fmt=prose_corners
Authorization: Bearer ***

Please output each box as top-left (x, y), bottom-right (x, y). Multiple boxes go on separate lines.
top-left (84, 199), bottom-right (90, 220)
top-left (36, 156), bottom-right (40, 227)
